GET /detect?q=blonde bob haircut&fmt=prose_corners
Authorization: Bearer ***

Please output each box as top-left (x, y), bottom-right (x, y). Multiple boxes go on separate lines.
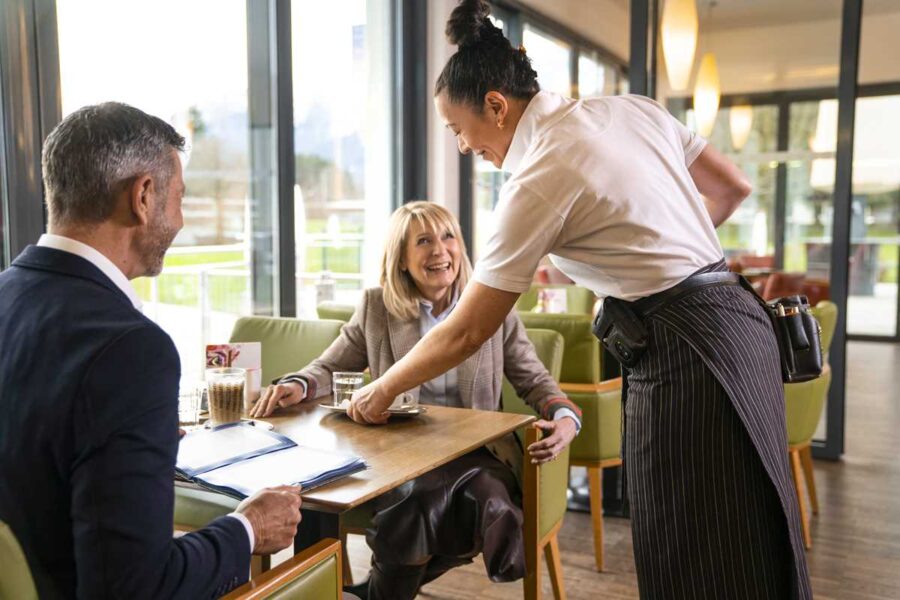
top-left (381, 201), bottom-right (473, 321)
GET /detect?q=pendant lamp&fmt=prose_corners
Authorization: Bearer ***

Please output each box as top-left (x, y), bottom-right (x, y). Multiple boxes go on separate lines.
top-left (729, 105), bottom-right (753, 150)
top-left (660, 0), bottom-right (699, 91)
top-left (693, 53), bottom-right (720, 137)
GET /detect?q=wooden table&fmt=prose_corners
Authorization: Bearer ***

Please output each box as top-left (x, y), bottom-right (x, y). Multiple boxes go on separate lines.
top-left (256, 401), bottom-right (534, 551)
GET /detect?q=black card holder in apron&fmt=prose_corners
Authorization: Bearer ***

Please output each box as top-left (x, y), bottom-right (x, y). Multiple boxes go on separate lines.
top-left (737, 278), bottom-right (824, 383)
top-left (768, 295), bottom-right (824, 383)
top-left (591, 297), bottom-right (648, 368)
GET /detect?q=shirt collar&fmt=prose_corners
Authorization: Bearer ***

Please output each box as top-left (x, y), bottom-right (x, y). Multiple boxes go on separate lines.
top-left (37, 233), bottom-right (143, 310)
top-left (501, 90), bottom-right (569, 174)
top-left (419, 286), bottom-right (460, 321)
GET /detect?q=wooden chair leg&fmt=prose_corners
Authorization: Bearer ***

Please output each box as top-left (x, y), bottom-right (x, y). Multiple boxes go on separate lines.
top-left (544, 533), bottom-right (566, 600)
top-left (524, 427), bottom-right (541, 600)
top-left (799, 445), bottom-right (819, 515)
top-left (587, 465), bottom-right (605, 571)
top-left (340, 531), bottom-right (353, 586)
top-left (250, 554), bottom-right (270, 577)
top-left (789, 449), bottom-right (812, 550)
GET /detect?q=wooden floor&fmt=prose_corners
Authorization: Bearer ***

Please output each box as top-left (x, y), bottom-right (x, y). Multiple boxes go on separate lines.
top-left (345, 341), bottom-right (900, 598)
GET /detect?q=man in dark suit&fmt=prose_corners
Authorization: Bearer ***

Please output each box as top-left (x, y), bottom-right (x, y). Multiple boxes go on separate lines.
top-left (0, 103), bottom-right (303, 599)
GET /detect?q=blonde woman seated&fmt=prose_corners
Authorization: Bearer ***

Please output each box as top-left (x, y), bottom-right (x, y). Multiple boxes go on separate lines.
top-left (252, 201), bottom-right (581, 600)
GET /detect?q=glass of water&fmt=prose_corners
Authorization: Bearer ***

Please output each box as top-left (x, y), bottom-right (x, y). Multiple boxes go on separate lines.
top-left (332, 372), bottom-right (364, 407)
top-left (178, 383), bottom-right (203, 427)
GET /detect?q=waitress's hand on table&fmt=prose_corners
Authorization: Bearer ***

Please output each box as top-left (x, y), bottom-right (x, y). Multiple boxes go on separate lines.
top-left (528, 418), bottom-right (578, 464)
top-left (347, 381), bottom-right (392, 425)
top-left (250, 381), bottom-right (305, 418)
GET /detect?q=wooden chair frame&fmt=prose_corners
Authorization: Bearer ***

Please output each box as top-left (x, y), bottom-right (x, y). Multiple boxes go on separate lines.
top-left (222, 538), bottom-right (342, 600)
top-left (523, 426), bottom-right (566, 600)
top-left (788, 441), bottom-right (819, 550)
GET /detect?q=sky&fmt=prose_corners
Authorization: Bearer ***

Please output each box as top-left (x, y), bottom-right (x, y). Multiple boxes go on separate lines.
top-left (57, 0), bottom-right (372, 132)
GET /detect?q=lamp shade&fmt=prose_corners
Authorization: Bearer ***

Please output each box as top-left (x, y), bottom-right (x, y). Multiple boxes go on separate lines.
top-left (693, 53), bottom-right (720, 137)
top-left (729, 105), bottom-right (753, 150)
top-left (660, 0), bottom-right (698, 91)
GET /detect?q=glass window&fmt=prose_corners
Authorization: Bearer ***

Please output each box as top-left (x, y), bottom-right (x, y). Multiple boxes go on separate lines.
top-left (685, 104), bottom-right (780, 260)
top-left (523, 24), bottom-right (572, 97)
top-left (578, 51), bottom-right (618, 98)
top-left (57, 0), bottom-right (271, 381)
top-left (291, 0), bottom-right (392, 318)
top-left (848, 95), bottom-right (899, 337)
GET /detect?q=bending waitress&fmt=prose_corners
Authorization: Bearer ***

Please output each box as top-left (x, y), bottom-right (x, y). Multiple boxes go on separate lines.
top-left (349, 0), bottom-right (812, 597)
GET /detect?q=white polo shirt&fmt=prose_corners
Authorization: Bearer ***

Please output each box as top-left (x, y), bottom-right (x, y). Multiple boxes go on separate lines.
top-left (473, 91), bottom-right (724, 301)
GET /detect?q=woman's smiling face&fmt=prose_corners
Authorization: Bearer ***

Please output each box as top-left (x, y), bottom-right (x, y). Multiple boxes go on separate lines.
top-left (401, 219), bottom-right (461, 303)
top-left (434, 91), bottom-right (515, 169)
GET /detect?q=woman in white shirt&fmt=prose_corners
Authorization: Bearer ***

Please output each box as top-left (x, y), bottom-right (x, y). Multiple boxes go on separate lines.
top-left (348, 1), bottom-right (812, 598)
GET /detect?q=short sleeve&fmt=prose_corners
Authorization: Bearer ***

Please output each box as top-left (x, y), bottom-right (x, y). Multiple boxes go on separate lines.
top-left (474, 184), bottom-right (565, 294)
top-left (670, 113), bottom-right (707, 166)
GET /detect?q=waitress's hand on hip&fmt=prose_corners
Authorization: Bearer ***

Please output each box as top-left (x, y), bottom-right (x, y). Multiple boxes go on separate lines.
top-left (528, 417), bottom-right (577, 464)
top-left (348, 381), bottom-right (392, 425)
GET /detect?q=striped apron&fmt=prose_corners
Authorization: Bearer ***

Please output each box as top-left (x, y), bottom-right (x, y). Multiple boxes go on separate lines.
top-left (618, 261), bottom-right (812, 599)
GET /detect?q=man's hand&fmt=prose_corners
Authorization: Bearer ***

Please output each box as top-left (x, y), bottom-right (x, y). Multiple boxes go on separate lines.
top-left (235, 485), bottom-right (303, 555)
top-left (347, 381), bottom-right (392, 425)
top-left (527, 418), bottom-right (578, 464)
top-left (250, 382), bottom-right (305, 418)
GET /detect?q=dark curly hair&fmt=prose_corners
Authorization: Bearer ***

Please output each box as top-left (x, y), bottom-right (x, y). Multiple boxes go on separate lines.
top-left (434, 0), bottom-right (540, 110)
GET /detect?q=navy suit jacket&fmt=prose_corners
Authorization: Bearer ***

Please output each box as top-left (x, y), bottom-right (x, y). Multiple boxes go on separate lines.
top-left (0, 246), bottom-right (250, 599)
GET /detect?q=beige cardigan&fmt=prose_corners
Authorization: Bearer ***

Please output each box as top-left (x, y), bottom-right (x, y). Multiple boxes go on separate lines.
top-left (291, 287), bottom-right (567, 481)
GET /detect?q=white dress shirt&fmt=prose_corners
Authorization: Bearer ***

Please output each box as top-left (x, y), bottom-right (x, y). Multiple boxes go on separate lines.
top-left (36, 234), bottom-right (256, 551)
top-left (474, 92), bottom-right (724, 301)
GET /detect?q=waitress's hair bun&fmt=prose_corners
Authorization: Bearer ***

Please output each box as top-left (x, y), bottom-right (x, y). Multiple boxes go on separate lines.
top-left (445, 0), bottom-right (501, 48)
top-left (435, 0), bottom-right (540, 109)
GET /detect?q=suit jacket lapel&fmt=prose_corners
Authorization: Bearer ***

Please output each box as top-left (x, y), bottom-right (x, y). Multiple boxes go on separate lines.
top-left (457, 350), bottom-right (477, 409)
top-left (387, 310), bottom-right (420, 363)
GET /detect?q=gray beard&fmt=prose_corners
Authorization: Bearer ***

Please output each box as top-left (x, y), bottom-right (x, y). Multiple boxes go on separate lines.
top-left (142, 217), bottom-right (178, 277)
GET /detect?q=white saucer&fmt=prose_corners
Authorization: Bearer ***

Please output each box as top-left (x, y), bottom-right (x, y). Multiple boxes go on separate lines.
top-left (318, 402), bottom-right (428, 417)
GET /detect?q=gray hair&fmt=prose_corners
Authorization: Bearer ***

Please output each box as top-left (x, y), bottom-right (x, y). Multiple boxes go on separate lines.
top-left (42, 102), bottom-right (185, 226)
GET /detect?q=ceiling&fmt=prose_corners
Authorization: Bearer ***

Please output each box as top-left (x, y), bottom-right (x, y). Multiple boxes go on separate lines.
top-left (680, 0), bottom-right (898, 31)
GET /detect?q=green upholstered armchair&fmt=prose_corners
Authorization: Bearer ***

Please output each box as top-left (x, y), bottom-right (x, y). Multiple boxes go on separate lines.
top-left (785, 300), bottom-right (838, 550)
top-left (316, 302), bottom-right (356, 323)
top-left (517, 311), bottom-right (622, 572)
top-left (515, 284), bottom-right (597, 315)
top-left (229, 316), bottom-right (345, 385)
top-left (0, 520), bottom-right (340, 600)
top-left (222, 539), bottom-right (343, 600)
top-left (175, 317), bottom-right (346, 574)
top-left (0, 520), bottom-right (38, 599)
top-left (502, 328), bottom-right (568, 600)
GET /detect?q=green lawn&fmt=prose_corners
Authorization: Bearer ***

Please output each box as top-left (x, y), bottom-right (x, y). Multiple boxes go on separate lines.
top-left (133, 249), bottom-right (249, 312)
